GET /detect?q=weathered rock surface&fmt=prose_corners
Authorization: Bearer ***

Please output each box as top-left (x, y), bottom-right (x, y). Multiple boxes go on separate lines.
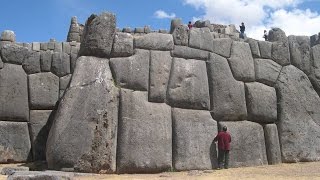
top-left (254, 58), bottom-right (282, 86)
top-left (7, 171), bottom-right (74, 180)
top-left (28, 72), bottom-right (59, 110)
top-left (149, 51), bottom-right (172, 102)
top-left (0, 64), bottom-right (29, 121)
top-left (258, 41), bottom-right (272, 59)
top-left (111, 32), bottom-right (134, 57)
top-left (271, 42), bottom-right (290, 66)
top-left (170, 18), bottom-right (182, 34)
top-left (134, 33), bottom-right (174, 50)
top-left (228, 41), bottom-right (255, 82)
top-left (1, 43), bottom-right (29, 65)
top-left (0, 121), bottom-right (31, 163)
top-left (171, 45), bottom-right (209, 60)
top-left (22, 51), bottom-right (41, 74)
top-left (172, 108), bottom-right (217, 170)
top-left (263, 124), bottom-right (281, 165)
top-left (310, 44), bottom-right (320, 94)
top-left (276, 65), bottom-right (320, 162)
top-left (219, 121), bottom-right (268, 167)
top-left (46, 56), bottom-right (119, 173)
top-left (167, 58), bottom-right (210, 110)
top-left (40, 51), bottom-right (52, 72)
top-left (1, 30), bottom-right (15, 42)
top-left (245, 38), bottom-right (260, 58)
top-left (0, 56), bottom-right (3, 69)
top-left (110, 49), bottom-right (149, 91)
top-left (60, 74), bottom-right (72, 90)
top-left (117, 89), bottom-right (172, 173)
top-left (268, 28), bottom-right (288, 43)
top-left (288, 35), bottom-right (311, 74)
top-left (245, 82), bottom-right (277, 123)
top-left (1, 166), bottom-right (29, 175)
top-left (189, 27), bottom-right (213, 52)
top-left (51, 52), bottom-right (70, 77)
top-left (79, 12), bottom-right (116, 57)
top-left (172, 25), bottom-right (188, 46)
top-left (208, 53), bottom-right (247, 121)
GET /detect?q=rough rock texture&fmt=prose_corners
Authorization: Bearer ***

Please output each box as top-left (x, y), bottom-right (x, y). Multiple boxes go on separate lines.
top-left (117, 89), bottom-right (172, 173)
top-left (172, 25), bottom-right (188, 46)
top-left (219, 121), bottom-right (268, 168)
top-left (60, 74), bottom-right (72, 90)
top-left (167, 58), bottom-right (210, 110)
top-left (271, 42), bottom-right (290, 66)
top-left (268, 28), bottom-right (288, 43)
top-left (288, 35), bottom-right (311, 74)
top-left (245, 82), bottom-right (277, 123)
top-left (7, 171), bottom-right (74, 180)
top-left (40, 51), bottom-right (52, 72)
top-left (189, 27), bottom-right (213, 52)
top-left (0, 64), bottom-right (29, 121)
top-left (79, 12), bottom-right (116, 57)
top-left (1, 30), bottom-right (16, 42)
top-left (149, 51), bottom-right (172, 102)
top-left (0, 56), bottom-right (3, 69)
top-left (51, 52), bottom-right (70, 77)
top-left (0, 121), bottom-right (31, 163)
top-left (263, 124), bottom-right (282, 165)
top-left (110, 49), bottom-right (149, 91)
top-left (170, 18), bottom-right (182, 34)
top-left (258, 41), bottom-right (272, 59)
top-left (22, 51), bottom-right (41, 74)
top-left (310, 44), bottom-right (320, 94)
top-left (111, 32), bottom-right (134, 57)
top-left (171, 45), bottom-right (209, 60)
top-left (254, 58), bottom-right (282, 86)
top-left (1, 44), bottom-right (29, 65)
top-left (228, 41), bottom-right (255, 82)
top-left (29, 110), bottom-right (53, 160)
top-left (208, 53), bottom-right (247, 121)
top-left (28, 72), bottom-right (59, 110)
top-left (172, 108), bottom-right (217, 170)
top-left (245, 38), bottom-right (260, 58)
top-left (46, 56), bottom-right (119, 173)
top-left (276, 65), bottom-right (320, 162)
top-left (134, 33), bottom-right (174, 50)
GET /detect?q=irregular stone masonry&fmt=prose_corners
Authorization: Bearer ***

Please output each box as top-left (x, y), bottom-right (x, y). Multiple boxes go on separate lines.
top-left (0, 12), bottom-right (320, 174)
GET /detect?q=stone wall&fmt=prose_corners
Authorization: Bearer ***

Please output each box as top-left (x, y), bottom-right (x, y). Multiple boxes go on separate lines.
top-left (1, 12), bottom-right (320, 173)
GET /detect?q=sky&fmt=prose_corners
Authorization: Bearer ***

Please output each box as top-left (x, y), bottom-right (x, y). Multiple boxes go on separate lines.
top-left (0, 0), bottom-right (320, 42)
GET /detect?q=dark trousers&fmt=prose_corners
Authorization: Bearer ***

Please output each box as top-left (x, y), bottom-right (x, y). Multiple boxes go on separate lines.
top-left (218, 149), bottom-right (230, 169)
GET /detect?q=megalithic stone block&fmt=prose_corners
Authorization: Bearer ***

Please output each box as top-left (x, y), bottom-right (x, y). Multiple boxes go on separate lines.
top-left (263, 124), bottom-right (281, 165)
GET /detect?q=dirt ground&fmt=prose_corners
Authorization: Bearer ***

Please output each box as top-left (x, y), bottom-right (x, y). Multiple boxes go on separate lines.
top-left (1, 162), bottom-right (320, 180)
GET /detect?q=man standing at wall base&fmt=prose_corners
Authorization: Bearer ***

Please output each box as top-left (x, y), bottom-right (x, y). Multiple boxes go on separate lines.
top-left (214, 126), bottom-right (232, 169)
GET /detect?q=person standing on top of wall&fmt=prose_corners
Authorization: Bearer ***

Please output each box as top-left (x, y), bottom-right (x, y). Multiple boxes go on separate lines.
top-left (263, 30), bottom-right (268, 41)
top-left (214, 126), bottom-right (232, 169)
top-left (188, 21), bottom-right (193, 29)
top-left (239, 22), bottom-right (245, 39)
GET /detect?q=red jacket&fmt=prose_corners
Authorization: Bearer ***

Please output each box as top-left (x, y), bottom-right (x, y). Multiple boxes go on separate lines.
top-left (214, 131), bottom-right (231, 150)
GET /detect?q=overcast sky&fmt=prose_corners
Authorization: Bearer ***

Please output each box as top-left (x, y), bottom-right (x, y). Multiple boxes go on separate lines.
top-left (0, 0), bottom-right (319, 42)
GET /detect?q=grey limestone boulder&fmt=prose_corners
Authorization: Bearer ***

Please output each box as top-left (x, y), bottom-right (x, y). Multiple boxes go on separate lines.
top-left (271, 42), bottom-right (290, 66)
top-left (310, 44), bottom-right (320, 94)
top-left (258, 41), bottom-right (272, 59)
top-left (172, 25), bottom-right (188, 46)
top-left (245, 82), bottom-right (277, 123)
top-left (32, 42), bottom-right (40, 52)
top-left (134, 33), bottom-right (174, 50)
top-left (172, 108), bottom-right (217, 170)
top-left (228, 41), bottom-right (255, 82)
top-left (62, 42), bottom-right (71, 54)
top-left (170, 18), bottom-right (182, 34)
top-left (117, 89), bottom-right (172, 173)
top-left (268, 28), bottom-right (288, 43)
top-left (54, 42), bottom-right (63, 52)
top-left (212, 38), bottom-right (233, 58)
top-left (189, 27), bottom-right (213, 52)
top-left (276, 65), bottom-right (320, 162)
top-left (149, 51), bottom-right (172, 103)
top-left (7, 171), bottom-right (74, 180)
top-left (70, 53), bottom-right (78, 73)
top-left (40, 43), bottom-right (48, 51)
top-left (0, 56), bottom-right (3, 69)
top-left (29, 110), bottom-right (53, 160)
top-left (208, 53), bottom-right (247, 121)
top-left (1, 166), bottom-right (29, 175)
top-left (167, 58), bottom-right (210, 110)
top-left (254, 58), bottom-right (282, 86)
top-left (22, 51), bottom-right (41, 74)
top-left (60, 74), bottom-right (72, 90)
top-left (110, 49), bottom-right (149, 91)
top-left (311, 33), bottom-right (320, 47)
top-left (245, 38), bottom-right (260, 58)
top-left (111, 32), bottom-right (134, 57)
top-left (288, 35), bottom-right (311, 74)
top-left (79, 12), bottom-right (116, 57)
top-left (46, 56), bottom-right (119, 173)
top-left (171, 45), bottom-right (209, 60)
top-left (263, 124), bottom-right (281, 165)
top-left (40, 51), bottom-right (52, 72)
top-left (1, 30), bottom-right (15, 42)
top-left (1, 43), bottom-right (29, 65)
top-left (219, 121), bottom-right (268, 168)
top-left (0, 121), bottom-right (31, 163)
top-left (51, 52), bottom-right (70, 77)
top-left (0, 64), bottom-right (29, 121)
top-left (28, 72), bottom-right (59, 110)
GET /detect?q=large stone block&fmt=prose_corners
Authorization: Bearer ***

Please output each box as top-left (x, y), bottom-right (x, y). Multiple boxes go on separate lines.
top-left (245, 82), bottom-right (277, 123)
top-left (219, 121), bottom-right (268, 168)
top-left (171, 45), bottom-right (209, 60)
top-left (172, 108), bottom-right (217, 170)
top-left (288, 35), bottom-right (311, 74)
top-left (1, 30), bottom-right (15, 42)
top-left (310, 44), bottom-right (320, 94)
top-left (0, 121), bottom-right (31, 163)
top-left (0, 56), bottom-right (3, 69)
top-left (79, 12), bottom-right (116, 57)
top-left (254, 58), bottom-right (282, 86)
top-left (51, 52), bottom-right (70, 77)
top-left (117, 89), bottom-right (172, 173)
top-left (228, 41), bottom-right (255, 82)
top-left (149, 51), bottom-right (172, 103)
top-left (134, 33), bottom-right (174, 50)
top-left (46, 56), bottom-right (119, 173)
top-left (40, 51), bottom-right (52, 72)
top-left (189, 27), bottom-right (213, 52)
top-left (272, 42), bottom-right (290, 66)
top-left (268, 28), bottom-right (288, 43)
top-left (245, 38), bottom-right (260, 58)
top-left (263, 124), bottom-right (281, 165)
top-left (208, 53), bottom-right (247, 121)
top-left (111, 32), bottom-right (134, 57)
top-left (29, 110), bottom-right (53, 161)
top-left (7, 171), bottom-right (74, 180)
top-left (1, 43), bottom-right (29, 65)
top-left (276, 65), bottom-right (320, 162)
top-left (60, 74), bottom-right (72, 90)
top-left (258, 41), bottom-right (272, 59)
top-left (172, 25), bottom-right (188, 46)
top-left (170, 18), bottom-right (182, 34)
top-left (167, 58), bottom-right (210, 110)
top-left (22, 51), bottom-right (41, 74)
top-left (28, 72), bottom-right (59, 110)
top-left (0, 64), bottom-right (29, 121)
top-left (110, 49), bottom-right (149, 91)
